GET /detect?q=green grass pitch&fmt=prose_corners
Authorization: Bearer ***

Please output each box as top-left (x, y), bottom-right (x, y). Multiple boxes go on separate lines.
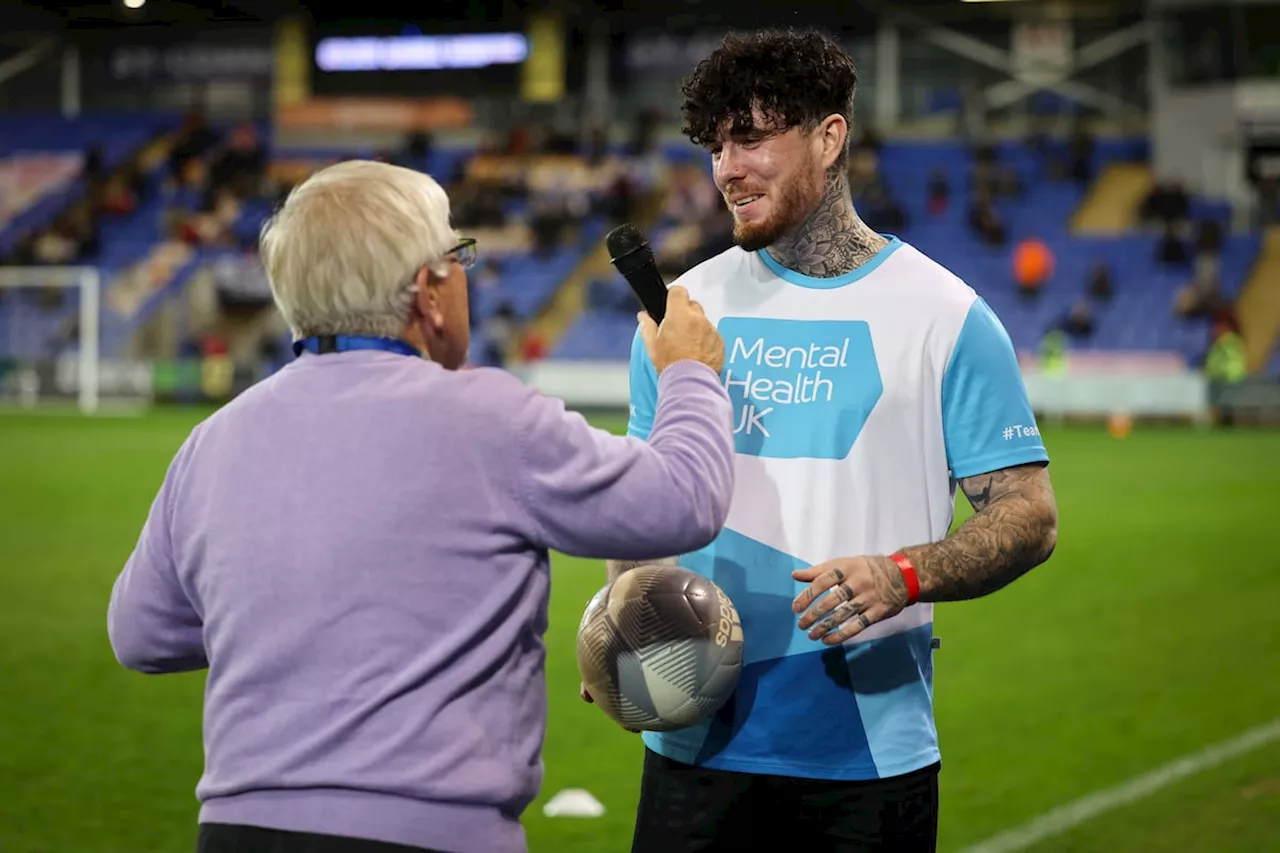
top-left (1, 408), bottom-right (1277, 852)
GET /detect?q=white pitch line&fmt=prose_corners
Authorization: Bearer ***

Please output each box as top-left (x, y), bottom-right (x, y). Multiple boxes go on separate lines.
top-left (958, 718), bottom-right (1280, 853)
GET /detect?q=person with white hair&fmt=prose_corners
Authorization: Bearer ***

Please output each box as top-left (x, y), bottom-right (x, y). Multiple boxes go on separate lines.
top-left (107, 160), bottom-right (734, 853)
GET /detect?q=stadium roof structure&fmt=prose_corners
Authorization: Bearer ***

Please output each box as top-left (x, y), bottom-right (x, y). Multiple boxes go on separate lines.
top-left (8, 0), bottom-right (1150, 32)
top-left (5, 0), bottom-right (538, 29)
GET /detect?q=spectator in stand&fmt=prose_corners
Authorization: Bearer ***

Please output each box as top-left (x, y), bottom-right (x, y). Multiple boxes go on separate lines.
top-left (168, 109), bottom-right (219, 181)
top-left (969, 142), bottom-right (998, 199)
top-left (518, 327), bottom-right (547, 362)
top-left (968, 141), bottom-right (1024, 202)
top-left (479, 300), bottom-right (518, 368)
top-left (1060, 296), bottom-right (1096, 340)
top-left (1174, 219), bottom-right (1226, 319)
top-left (392, 132), bottom-right (434, 172)
top-left (1156, 222), bottom-right (1190, 266)
top-left (607, 169), bottom-right (637, 224)
top-left (859, 181), bottom-right (907, 233)
top-left (968, 191), bottom-right (1007, 247)
top-left (1146, 185), bottom-right (1198, 269)
top-left (208, 123), bottom-right (267, 201)
top-left (846, 141), bottom-right (879, 199)
top-left (662, 162), bottom-right (720, 225)
top-left (927, 169), bottom-right (950, 216)
top-left (1086, 260), bottom-right (1114, 302)
top-left (1140, 181), bottom-right (1191, 231)
top-left (993, 160), bottom-right (1025, 200)
top-left (1069, 125), bottom-right (1095, 186)
top-left (1013, 238), bottom-right (1055, 301)
top-left (1194, 218), bottom-right (1224, 277)
top-left (84, 144), bottom-right (104, 181)
top-left (845, 142), bottom-right (907, 233)
top-left (31, 217), bottom-right (81, 265)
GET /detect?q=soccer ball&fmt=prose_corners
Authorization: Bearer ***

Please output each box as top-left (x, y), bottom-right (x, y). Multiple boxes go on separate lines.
top-left (576, 564), bottom-right (744, 732)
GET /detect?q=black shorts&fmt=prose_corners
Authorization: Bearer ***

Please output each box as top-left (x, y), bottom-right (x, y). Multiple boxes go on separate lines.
top-left (631, 748), bottom-right (940, 853)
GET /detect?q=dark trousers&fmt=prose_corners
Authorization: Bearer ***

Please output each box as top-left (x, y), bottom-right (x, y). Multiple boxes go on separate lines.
top-left (631, 749), bottom-right (940, 852)
top-left (197, 824), bottom-right (444, 853)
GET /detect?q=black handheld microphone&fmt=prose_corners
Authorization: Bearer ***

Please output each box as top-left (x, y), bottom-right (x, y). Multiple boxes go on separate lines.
top-left (606, 223), bottom-right (668, 324)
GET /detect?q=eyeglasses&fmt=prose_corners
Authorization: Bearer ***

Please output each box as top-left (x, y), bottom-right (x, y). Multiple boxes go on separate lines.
top-left (447, 237), bottom-right (477, 270)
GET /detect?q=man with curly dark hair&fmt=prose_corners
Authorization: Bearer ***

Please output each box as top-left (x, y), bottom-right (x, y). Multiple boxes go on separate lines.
top-left (606, 27), bottom-right (1059, 852)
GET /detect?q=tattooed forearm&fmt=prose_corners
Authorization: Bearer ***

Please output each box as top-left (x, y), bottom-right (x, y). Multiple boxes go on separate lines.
top-left (606, 556), bottom-right (678, 584)
top-left (899, 464), bottom-right (1057, 602)
top-left (765, 168), bottom-right (888, 278)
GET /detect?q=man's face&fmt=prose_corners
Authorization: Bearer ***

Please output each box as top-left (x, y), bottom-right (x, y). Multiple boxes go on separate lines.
top-left (709, 108), bottom-right (827, 252)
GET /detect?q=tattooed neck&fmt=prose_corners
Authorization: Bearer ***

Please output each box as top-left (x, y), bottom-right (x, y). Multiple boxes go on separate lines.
top-left (766, 169), bottom-right (888, 279)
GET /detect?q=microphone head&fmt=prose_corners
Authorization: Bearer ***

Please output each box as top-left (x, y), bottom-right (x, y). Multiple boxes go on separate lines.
top-left (606, 223), bottom-right (649, 262)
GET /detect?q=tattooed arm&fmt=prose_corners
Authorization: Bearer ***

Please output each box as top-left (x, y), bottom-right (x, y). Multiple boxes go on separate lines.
top-left (899, 462), bottom-right (1057, 602)
top-left (793, 462), bottom-right (1057, 644)
top-left (606, 556), bottom-right (679, 584)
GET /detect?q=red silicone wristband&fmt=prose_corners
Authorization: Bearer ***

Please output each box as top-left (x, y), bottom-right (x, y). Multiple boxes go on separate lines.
top-left (890, 552), bottom-right (920, 605)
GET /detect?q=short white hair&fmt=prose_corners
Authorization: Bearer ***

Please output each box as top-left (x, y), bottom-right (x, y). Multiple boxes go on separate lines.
top-left (260, 159), bottom-right (456, 339)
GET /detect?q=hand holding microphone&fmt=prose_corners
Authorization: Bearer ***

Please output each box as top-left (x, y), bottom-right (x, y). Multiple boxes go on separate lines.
top-left (638, 287), bottom-right (725, 375)
top-left (607, 223), bottom-right (724, 376)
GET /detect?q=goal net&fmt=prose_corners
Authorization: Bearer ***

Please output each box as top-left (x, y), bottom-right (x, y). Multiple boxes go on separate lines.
top-left (0, 265), bottom-right (104, 413)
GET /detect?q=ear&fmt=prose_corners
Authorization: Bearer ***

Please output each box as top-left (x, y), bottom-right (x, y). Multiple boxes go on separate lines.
top-left (412, 266), bottom-right (444, 331)
top-left (816, 114), bottom-right (848, 171)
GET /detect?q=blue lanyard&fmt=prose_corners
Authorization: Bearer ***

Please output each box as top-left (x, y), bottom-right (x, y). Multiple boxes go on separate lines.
top-left (292, 335), bottom-right (421, 358)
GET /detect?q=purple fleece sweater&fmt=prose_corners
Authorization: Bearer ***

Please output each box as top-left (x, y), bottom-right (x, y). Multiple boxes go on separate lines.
top-left (107, 350), bottom-right (734, 852)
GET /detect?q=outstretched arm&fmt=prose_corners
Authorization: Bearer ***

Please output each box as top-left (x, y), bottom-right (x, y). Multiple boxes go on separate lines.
top-left (602, 325), bottom-right (691, 585)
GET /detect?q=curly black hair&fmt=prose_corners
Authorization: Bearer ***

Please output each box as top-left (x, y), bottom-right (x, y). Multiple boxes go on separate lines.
top-left (680, 28), bottom-right (858, 163)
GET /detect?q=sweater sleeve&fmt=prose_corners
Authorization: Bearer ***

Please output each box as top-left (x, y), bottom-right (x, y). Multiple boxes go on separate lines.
top-left (107, 434), bottom-right (208, 674)
top-left (511, 360), bottom-right (735, 560)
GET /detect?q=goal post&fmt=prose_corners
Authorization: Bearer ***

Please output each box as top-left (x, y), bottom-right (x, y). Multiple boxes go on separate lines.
top-left (0, 265), bottom-right (101, 414)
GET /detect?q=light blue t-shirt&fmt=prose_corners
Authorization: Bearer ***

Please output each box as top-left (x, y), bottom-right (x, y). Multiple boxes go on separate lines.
top-left (626, 238), bottom-right (1048, 780)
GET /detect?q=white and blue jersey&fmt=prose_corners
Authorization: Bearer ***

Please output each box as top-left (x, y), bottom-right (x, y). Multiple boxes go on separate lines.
top-left (626, 237), bottom-right (1049, 781)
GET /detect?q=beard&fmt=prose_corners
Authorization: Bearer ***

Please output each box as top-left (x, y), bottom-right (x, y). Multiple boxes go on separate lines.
top-left (731, 154), bottom-right (824, 252)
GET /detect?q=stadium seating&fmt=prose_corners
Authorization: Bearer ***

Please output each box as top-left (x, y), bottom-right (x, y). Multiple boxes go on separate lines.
top-left (0, 114), bottom-right (186, 362)
top-left (0, 114), bottom-right (177, 256)
top-left (1, 116), bottom-right (613, 369)
top-left (554, 136), bottom-right (1261, 366)
top-left (0, 117), bottom-right (1264, 375)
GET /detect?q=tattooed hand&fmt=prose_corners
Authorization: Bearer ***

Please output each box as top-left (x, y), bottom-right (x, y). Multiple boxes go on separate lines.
top-left (790, 555), bottom-right (909, 645)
